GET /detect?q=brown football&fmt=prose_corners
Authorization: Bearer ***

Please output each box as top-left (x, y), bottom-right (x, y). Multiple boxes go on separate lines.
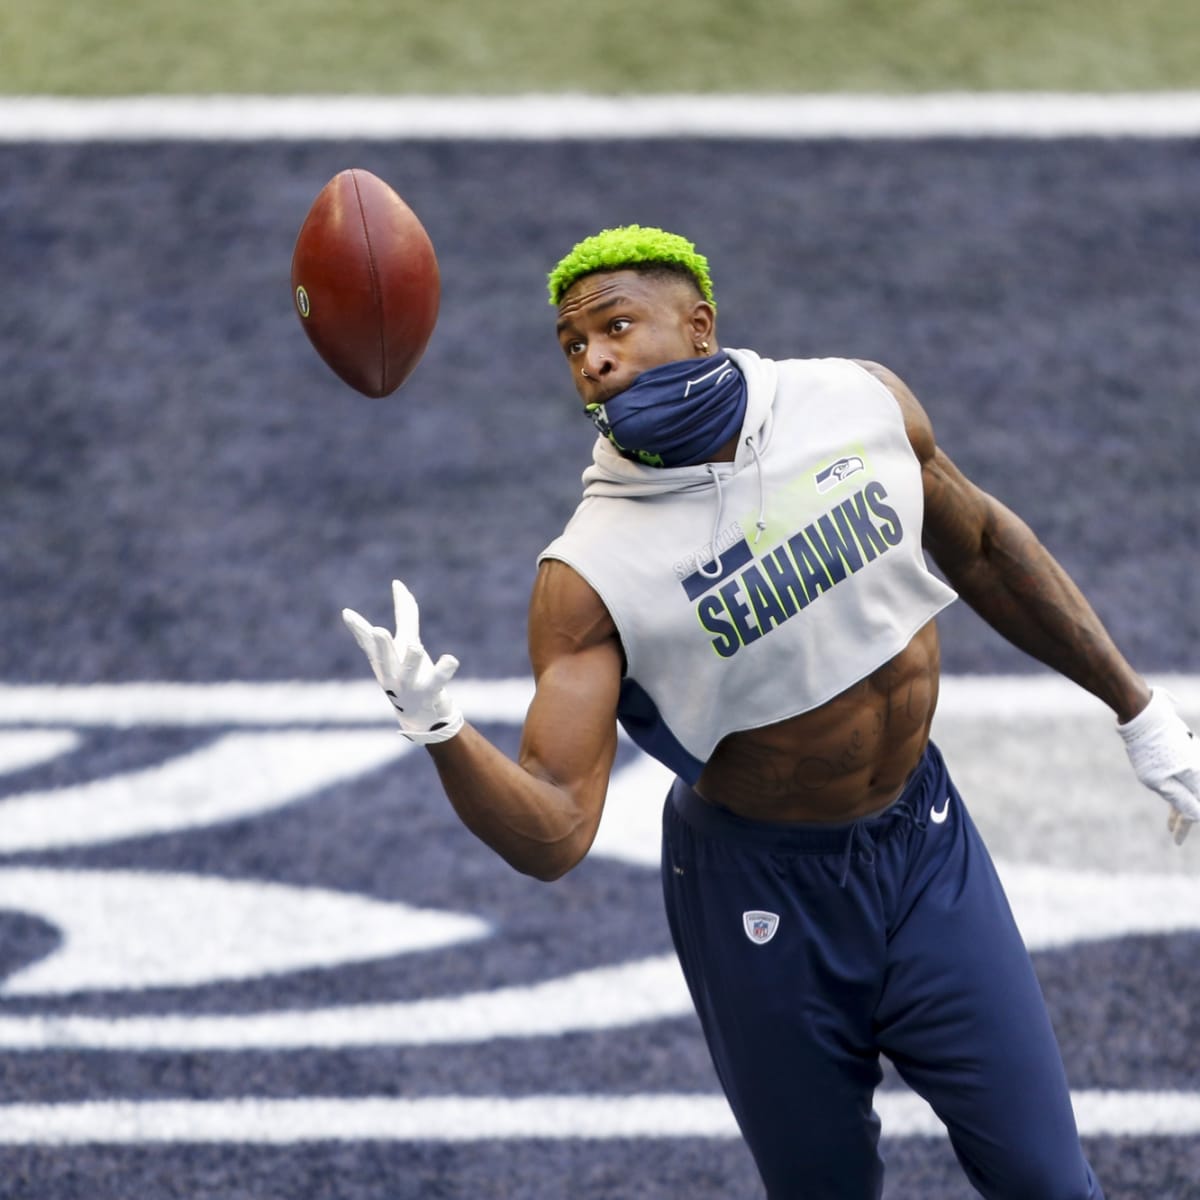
top-left (291, 169), bottom-right (440, 398)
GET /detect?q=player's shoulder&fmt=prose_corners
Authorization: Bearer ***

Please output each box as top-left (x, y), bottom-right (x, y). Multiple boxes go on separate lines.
top-left (777, 354), bottom-right (920, 410)
top-left (850, 357), bottom-right (910, 396)
top-left (849, 358), bottom-right (937, 464)
top-left (528, 559), bottom-right (620, 668)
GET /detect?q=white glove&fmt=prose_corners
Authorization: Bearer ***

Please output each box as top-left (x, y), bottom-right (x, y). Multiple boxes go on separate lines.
top-left (1117, 688), bottom-right (1200, 845)
top-left (341, 580), bottom-right (464, 744)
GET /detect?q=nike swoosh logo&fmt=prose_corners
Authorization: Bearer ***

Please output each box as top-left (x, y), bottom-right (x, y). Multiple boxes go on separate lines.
top-left (930, 796), bottom-right (951, 824)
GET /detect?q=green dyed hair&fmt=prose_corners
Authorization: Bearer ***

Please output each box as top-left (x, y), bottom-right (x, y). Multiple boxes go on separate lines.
top-left (547, 224), bottom-right (715, 307)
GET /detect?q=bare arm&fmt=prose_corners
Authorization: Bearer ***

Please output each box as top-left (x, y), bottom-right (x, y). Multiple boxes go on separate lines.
top-left (857, 360), bottom-right (1151, 723)
top-left (426, 560), bottom-right (623, 882)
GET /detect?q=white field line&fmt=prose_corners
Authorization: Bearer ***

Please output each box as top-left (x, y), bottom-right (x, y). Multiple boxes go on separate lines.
top-left (0, 679), bottom-right (535, 727)
top-left (0, 955), bottom-right (691, 1048)
top-left (0, 1090), bottom-right (1197, 1143)
top-left (0, 675), bottom-right (1196, 727)
top-left (5, 94), bottom-right (1200, 141)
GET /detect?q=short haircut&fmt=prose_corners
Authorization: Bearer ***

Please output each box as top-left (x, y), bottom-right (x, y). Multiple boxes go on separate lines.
top-left (547, 224), bottom-right (715, 307)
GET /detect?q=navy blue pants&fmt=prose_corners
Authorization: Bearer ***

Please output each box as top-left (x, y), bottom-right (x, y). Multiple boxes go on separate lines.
top-left (661, 742), bottom-right (1102, 1200)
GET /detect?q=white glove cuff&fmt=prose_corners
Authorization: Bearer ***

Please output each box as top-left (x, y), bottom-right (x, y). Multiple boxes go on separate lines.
top-left (1118, 687), bottom-right (1170, 738)
top-left (1117, 688), bottom-right (1193, 783)
top-left (400, 709), bottom-right (465, 745)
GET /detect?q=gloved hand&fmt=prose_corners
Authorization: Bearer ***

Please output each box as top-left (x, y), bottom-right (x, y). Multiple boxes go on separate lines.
top-left (1117, 688), bottom-right (1200, 845)
top-left (342, 580), bottom-right (464, 744)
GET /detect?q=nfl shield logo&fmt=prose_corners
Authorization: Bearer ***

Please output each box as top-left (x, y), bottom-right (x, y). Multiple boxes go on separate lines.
top-left (742, 910), bottom-right (780, 945)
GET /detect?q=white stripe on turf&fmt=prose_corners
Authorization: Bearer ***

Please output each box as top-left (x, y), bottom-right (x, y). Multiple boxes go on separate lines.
top-left (0, 956), bottom-right (692, 1048)
top-left (0, 675), bottom-right (1195, 726)
top-left (0, 1090), bottom-right (1197, 1142)
top-left (3, 94), bottom-right (1200, 140)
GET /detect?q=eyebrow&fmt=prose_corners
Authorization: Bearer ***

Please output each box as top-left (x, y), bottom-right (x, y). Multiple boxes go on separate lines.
top-left (555, 294), bottom-right (628, 336)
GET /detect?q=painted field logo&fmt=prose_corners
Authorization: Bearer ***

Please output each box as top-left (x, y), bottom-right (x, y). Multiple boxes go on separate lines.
top-left (742, 910), bottom-right (780, 945)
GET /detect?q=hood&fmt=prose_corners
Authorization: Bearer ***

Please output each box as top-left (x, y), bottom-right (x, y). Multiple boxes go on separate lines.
top-left (579, 347), bottom-right (779, 499)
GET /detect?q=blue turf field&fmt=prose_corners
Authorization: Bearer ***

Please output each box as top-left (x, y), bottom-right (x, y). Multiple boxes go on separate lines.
top-left (1, 132), bottom-right (1199, 1197)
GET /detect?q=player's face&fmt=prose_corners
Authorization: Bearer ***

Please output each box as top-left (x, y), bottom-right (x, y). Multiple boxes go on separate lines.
top-left (555, 270), bottom-right (715, 406)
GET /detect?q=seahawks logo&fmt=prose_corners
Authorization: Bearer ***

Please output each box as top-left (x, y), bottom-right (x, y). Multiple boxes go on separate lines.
top-left (815, 455), bottom-right (865, 493)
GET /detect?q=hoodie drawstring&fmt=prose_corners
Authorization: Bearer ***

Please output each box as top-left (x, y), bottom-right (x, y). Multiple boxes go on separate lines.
top-left (745, 435), bottom-right (768, 544)
top-left (698, 434), bottom-right (767, 579)
top-left (698, 465), bottom-right (727, 578)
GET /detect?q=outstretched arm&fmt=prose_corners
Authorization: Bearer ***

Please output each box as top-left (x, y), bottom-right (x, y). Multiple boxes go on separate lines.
top-left (344, 564), bottom-right (623, 881)
top-left (857, 359), bottom-right (1200, 843)
top-left (858, 359), bottom-right (1150, 720)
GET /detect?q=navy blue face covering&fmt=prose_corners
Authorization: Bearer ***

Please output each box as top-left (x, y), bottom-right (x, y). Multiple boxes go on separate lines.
top-left (585, 353), bottom-right (748, 467)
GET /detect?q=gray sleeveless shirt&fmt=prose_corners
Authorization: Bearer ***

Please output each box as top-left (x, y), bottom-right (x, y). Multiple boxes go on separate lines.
top-left (539, 348), bottom-right (957, 783)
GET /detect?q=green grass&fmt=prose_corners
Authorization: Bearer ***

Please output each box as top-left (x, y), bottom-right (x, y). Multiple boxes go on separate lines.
top-left (3, 0), bottom-right (1199, 94)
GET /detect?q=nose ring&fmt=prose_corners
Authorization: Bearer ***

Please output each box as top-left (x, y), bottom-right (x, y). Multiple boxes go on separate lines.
top-left (580, 368), bottom-right (591, 379)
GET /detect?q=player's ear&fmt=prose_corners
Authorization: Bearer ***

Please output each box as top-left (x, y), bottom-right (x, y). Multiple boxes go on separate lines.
top-left (687, 300), bottom-right (716, 348)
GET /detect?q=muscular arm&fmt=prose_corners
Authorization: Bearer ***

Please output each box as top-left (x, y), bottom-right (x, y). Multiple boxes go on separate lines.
top-left (426, 560), bottom-right (623, 882)
top-left (858, 360), bottom-right (1151, 723)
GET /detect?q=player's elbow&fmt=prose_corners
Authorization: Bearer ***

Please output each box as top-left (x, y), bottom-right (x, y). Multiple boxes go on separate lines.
top-left (515, 837), bottom-right (590, 883)
top-left (504, 820), bottom-right (594, 882)
top-left (523, 858), bottom-right (576, 884)
top-left (506, 770), bottom-right (602, 881)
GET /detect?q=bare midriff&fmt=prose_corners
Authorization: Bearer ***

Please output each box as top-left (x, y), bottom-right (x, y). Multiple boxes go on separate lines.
top-left (694, 621), bottom-right (942, 823)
